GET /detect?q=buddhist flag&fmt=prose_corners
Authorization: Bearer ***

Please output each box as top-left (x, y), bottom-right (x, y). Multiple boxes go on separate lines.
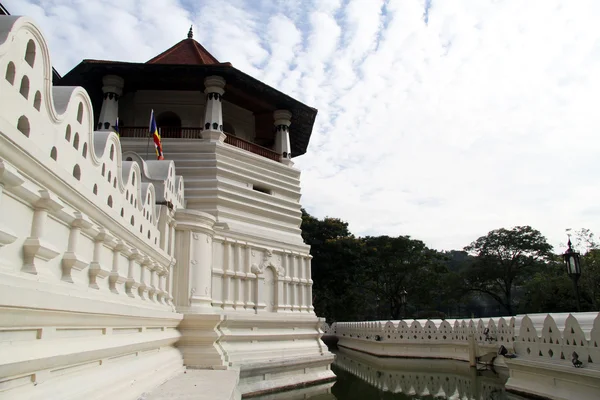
top-left (113, 117), bottom-right (120, 137)
top-left (149, 110), bottom-right (164, 160)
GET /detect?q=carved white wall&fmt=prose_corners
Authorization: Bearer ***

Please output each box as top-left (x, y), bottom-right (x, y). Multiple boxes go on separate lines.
top-left (0, 15), bottom-right (187, 400)
top-left (0, 12), bottom-right (333, 399)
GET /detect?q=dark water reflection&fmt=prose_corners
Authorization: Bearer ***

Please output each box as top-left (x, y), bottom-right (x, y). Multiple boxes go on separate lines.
top-left (328, 347), bottom-right (510, 399)
top-left (253, 347), bottom-right (523, 399)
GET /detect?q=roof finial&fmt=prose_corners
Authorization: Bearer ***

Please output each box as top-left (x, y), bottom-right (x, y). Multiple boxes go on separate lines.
top-left (187, 25), bottom-right (193, 39)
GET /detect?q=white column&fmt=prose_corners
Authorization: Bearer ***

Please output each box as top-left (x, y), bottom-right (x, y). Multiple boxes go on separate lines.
top-left (274, 109), bottom-right (293, 166)
top-left (202, 76), bottom-right (226, 142)
top-left (222, 240), bottom-right (235, 310)
top-left (282, 253), bottom-right (290, 312)
top-left (165, 258), bottom-right (176, 305)
top-left (138, 256), bottom-right (151, 300)
top-left (290, 254), bottom-right (297, 311)
top-left (0, 161), bottom-right (23, 248)
top-left (148, 262), bottom-right (158, 301)
top-left (234, 242), bottom-right (244, 309)
top-left (109, 240), bottom-right (129, 295)
top-left (307, 254), bottom-right (314, 313)
top-left (22, 190), bottom-right (62, 275)
top-left (97, 75), bottom-right (124, 131)
top-left (298, 255), bottom-right (305, 311)
top-left (301, 255), bottom-right (310, 312)
top-left (158, 205), bottom-right (169, 252)
top-left (173, 209), bottom-right (216, 311)
top-left (244, 244), bottom-right (254, 310)
top-left (125, 249), bottom-right (141, 298)
top-left (89, 229), bottom-right (116, 290)
top-left (61, 212), bottom-right (92, 283)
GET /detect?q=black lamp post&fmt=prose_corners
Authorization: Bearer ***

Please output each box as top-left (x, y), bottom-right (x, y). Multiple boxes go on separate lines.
top-left (563, 236), bottom-right (582, 312)
top-left (400, 289), bottom-right (408, 319)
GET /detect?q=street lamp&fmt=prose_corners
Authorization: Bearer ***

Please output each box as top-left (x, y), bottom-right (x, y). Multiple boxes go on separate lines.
top-left (563, 236), bottom-right (582, 312)
top-left (400, 289), bottom-right (408, 319)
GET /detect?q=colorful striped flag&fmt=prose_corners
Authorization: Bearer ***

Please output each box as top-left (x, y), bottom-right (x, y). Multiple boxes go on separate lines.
top-left (149, 110), bottom-right (164, 160)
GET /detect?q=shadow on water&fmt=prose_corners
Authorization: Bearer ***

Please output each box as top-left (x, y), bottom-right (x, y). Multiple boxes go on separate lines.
top-left (250, 346), bottom-right (538, 399)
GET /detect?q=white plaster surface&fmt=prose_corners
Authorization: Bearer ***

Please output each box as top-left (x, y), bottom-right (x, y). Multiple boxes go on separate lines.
top-left (140, 369), bottom-right (240, 400)
top-left (0, 13), bottom-right (333, 399)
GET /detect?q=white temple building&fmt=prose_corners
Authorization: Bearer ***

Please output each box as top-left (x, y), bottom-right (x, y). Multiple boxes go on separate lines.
top-left (0, 6), bottom-right (334, 399)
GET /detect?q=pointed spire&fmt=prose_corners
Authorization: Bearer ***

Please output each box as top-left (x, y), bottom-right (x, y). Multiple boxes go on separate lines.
top-left (188, 25), bottom-right (193, 39)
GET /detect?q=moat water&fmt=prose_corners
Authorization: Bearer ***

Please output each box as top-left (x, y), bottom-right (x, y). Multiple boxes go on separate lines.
top-left (257, 347), bottom-right (517, 400)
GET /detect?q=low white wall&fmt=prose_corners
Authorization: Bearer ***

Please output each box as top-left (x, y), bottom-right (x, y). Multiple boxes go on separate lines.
top-left (327, 313), bottom-right (600, 400)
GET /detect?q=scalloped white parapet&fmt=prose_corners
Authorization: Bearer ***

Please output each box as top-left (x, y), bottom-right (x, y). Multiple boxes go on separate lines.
top-left (331, 312), bottom-right (600, 365)
top-left (0, 15), bottom-right (184, 248)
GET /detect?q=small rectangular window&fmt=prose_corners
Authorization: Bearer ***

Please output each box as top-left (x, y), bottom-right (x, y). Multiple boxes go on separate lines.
top-left (252, 185), bottom-right (271, 195)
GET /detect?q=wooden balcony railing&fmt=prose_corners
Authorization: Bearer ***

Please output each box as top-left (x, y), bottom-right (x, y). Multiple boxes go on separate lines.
top-left (223, 134), bottom-right (280, 162)
top-left (119, 126), bottom-right (281, 162)
top-left (120, 126), bottom-right (203, 139)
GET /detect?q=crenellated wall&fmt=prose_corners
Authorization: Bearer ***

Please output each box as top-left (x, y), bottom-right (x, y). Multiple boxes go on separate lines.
top-left (327, 313), bottom-right (600, 400)
top-left (0, 15), bottom-right (187, 399)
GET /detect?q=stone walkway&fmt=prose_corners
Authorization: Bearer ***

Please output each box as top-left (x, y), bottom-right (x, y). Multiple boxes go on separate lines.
top-left (139, 369), bottom-right (240, 400)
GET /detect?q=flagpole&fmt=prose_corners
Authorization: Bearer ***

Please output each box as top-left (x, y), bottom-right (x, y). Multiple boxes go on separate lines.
top-left (145, 110), bottom-right (153, 160)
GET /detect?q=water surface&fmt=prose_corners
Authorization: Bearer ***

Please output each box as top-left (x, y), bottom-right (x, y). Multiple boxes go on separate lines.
top-left (329, 347), bottom-right (508, 399)
top-left (254, 347), bottom-right (523, 400)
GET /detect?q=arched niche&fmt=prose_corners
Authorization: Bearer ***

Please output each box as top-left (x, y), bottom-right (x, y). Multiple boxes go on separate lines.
top-left (262, 266), bottom-right (276, 313)
top-left (156, 111), bottom-right (181, 138)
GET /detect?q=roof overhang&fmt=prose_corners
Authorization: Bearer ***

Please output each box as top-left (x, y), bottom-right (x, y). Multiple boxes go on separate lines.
top-left (58, 61), bottom-right (317, 157)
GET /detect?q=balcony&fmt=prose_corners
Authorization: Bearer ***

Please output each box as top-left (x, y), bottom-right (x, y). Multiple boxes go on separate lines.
top-left (119, 126), bottom-right (281, 162)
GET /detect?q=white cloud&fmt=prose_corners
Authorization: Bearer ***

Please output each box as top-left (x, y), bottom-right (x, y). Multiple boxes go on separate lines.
top-left (6, 0), bottom-right (600, 251)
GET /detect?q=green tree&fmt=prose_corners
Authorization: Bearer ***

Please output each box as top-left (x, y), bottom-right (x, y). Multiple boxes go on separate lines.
top-left (519, 255), bottom-right (579, 313)
top-left (463, 226), bottom-right (554, 315)
top-left (438, 250), bottom-right (476, 316)
top-left (571, 228), bottom-right (600, 310)
top-left (300, 209), bottom-right (364, 322)
top-left (361, 235), bottom-right (447, 319)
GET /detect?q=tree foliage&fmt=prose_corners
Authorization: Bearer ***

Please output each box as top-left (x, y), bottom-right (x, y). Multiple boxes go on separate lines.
top-left (301, 208), bottom-right (600, 321)
top-left (462, 226), bottom-right (554, 315)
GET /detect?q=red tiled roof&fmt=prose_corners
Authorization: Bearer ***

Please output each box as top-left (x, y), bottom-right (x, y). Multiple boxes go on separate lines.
top-left (146, 38), bottom-right (219, 65)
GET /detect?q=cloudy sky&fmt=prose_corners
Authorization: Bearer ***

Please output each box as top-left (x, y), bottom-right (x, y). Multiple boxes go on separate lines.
top-left (6, 0), bottom-right (600, 251)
